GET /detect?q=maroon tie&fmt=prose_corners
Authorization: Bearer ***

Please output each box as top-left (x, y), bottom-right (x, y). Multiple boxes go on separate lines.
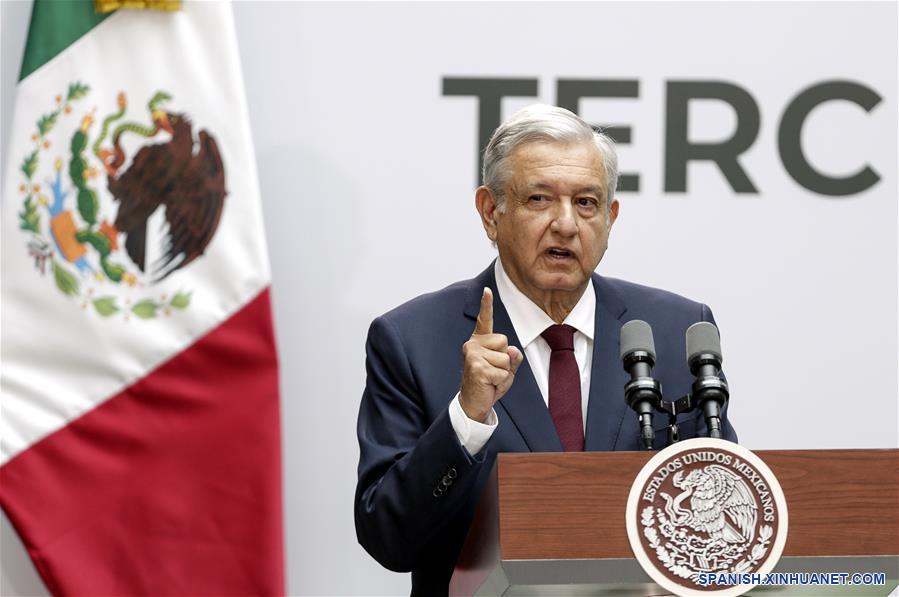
top-left (542, 324), bottom-right (584, 452)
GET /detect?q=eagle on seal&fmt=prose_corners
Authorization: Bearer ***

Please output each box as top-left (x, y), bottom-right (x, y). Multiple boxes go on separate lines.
top-left (661, 464), bottom-right (758, 544)
top-left (107, 110), bottom-right (226, 281)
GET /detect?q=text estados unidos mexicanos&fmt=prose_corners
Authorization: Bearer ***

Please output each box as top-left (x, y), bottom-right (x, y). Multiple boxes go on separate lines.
top-left (696, 572), bottom-right (886, 587)
top-left (641, 452), bottom-right (776, 523)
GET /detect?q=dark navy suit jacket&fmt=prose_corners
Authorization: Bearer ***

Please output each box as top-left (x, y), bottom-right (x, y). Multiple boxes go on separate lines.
top-left (355, 262), bottom-right (737, 596)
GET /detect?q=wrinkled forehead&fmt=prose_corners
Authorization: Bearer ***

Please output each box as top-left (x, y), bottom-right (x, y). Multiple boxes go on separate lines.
top-left (506, 140), bottom-right (608, 196)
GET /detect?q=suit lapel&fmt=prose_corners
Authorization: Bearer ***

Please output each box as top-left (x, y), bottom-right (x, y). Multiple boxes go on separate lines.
top-left (463, 263), bottom-right (562, 452)
top-left (584, 275), bottom-right (631, 451)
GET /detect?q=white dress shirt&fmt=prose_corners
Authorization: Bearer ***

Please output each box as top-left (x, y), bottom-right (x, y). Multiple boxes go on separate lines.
top-left (449, 259), bottom-right (596, 455)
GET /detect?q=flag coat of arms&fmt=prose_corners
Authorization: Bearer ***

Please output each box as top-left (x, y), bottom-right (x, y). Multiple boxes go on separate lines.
top-left (0, 1), bottom-right (284, 594)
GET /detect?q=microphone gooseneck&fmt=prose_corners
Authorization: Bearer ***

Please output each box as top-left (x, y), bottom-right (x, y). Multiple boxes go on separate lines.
top-left (620, 320), bottom-right (663, 450)
top-left (685, 322), bottom-right (730, 439)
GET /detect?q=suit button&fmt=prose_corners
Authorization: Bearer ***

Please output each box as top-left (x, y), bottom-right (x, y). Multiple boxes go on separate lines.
top-left (447, 468), bottom-right (457, 479)
top-left (441, 477), bottom-right (452, 487)
top-left (433, 487), bottom-right (444, 498)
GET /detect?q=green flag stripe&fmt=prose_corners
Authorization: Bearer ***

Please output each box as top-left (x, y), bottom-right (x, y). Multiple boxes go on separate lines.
top-left (19, 0), bottom-right (114, 82)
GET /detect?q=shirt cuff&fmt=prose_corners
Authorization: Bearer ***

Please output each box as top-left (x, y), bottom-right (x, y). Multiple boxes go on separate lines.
top-left (448, 392), bottom-right (497, 455)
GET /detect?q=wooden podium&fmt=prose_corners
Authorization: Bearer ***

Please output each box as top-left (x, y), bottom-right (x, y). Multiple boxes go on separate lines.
top-left (450, 449), bottom-right (899, 596)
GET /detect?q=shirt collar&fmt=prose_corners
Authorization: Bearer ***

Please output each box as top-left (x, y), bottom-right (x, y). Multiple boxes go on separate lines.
top-left (494, 258), bottom-right (596, 348)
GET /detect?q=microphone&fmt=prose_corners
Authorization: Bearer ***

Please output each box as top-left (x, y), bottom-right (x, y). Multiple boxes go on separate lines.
top-left (620, 320), bottom-right (663, 450)
top-left (686, 322), bottom-right (730, 439)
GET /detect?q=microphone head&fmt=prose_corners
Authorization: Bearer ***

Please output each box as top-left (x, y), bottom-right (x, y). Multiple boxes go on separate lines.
top-left (686, 322), bottom-right (722, 364)
top-left (620, 320), bottom-right (656, 361)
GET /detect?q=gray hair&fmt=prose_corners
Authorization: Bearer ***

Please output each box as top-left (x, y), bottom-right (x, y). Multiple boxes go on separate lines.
top-left (482, 104), bottom-right (619, 214)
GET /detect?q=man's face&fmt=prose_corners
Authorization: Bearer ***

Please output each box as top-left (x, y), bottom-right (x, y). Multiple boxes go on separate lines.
top-left (478, 140), bottom-right (619, 308)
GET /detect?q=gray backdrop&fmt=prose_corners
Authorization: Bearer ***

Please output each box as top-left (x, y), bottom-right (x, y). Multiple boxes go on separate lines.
top-left (2, 2), bottom-right (897, 596)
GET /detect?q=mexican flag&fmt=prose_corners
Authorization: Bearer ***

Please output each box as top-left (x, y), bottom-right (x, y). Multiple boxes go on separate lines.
top-left (0, 1), bottom-right (284, 594)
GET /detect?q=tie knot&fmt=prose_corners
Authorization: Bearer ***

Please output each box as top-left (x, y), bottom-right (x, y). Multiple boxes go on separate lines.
top-left (542, 324), bottom-right (576, 351)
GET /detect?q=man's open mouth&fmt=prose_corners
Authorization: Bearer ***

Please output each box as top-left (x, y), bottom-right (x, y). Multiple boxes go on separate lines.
top-left (546, 248), bottom-right (575, 259)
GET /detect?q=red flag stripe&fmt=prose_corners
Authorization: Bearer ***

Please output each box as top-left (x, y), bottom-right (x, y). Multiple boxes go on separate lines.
top-left (0, 288), bottom-right (284, 596)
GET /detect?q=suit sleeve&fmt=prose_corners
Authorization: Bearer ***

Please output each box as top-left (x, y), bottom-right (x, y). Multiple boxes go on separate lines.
top-left (694, 304), bottom-right (739, 442)
top-left (354, 315), bottom-right (487, 572)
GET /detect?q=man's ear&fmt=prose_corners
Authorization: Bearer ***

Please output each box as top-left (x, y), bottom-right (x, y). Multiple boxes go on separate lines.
top-left (608, 198), bottom-right (620, 228)
top-left (475, 186), bottom-right (499, 242)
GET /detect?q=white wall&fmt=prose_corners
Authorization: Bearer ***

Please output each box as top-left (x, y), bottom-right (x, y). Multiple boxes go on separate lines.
top-left (2, 2), bottom-right (897, 596)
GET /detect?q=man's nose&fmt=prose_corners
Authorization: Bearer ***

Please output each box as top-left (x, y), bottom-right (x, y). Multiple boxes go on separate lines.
top-left (550, 201), bottom-right (578, 236)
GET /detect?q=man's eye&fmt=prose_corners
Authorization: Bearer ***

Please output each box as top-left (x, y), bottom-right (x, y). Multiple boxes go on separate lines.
top-left (577, 198), bottom-right (598, 207)
top-left (528, 195), bottom-right (546, 202)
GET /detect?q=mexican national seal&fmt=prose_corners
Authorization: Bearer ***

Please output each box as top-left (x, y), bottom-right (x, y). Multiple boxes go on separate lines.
top-left (625, 438), bottom-right (788, 596)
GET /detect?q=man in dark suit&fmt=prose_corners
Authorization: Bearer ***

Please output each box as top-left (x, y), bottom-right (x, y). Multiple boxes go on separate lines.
top-left (355, 105), bottom-right (737, 596)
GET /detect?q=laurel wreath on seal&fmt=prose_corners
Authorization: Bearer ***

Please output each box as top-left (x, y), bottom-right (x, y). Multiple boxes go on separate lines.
top-left (16, 83), bottom-right (192, 321)
top-left (641, 506), bottom-right (773, 583)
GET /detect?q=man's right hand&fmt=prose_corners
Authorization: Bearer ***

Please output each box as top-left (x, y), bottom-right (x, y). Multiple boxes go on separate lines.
top-left (460, 287), bottom-right (524, 423)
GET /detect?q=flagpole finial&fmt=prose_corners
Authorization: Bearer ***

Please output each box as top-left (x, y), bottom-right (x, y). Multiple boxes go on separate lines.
top-left (95, 0), bottom-right (182, 14)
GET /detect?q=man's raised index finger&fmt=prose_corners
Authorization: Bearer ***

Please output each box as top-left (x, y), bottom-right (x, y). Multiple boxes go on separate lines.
top-left (475, 287), bottom-right (493, 335)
